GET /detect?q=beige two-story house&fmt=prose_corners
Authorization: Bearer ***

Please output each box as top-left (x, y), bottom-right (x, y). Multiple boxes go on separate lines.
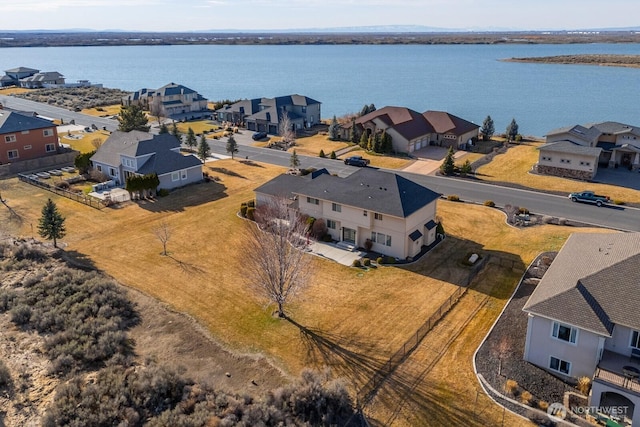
top-left (254, 168), bottom-right (441, 260)
top-left (122, 83), bottom-right (209, 119)
top-left (244, 95), bottom-right (321, 135)
top-left (523, 232), bottom-right (640, 425)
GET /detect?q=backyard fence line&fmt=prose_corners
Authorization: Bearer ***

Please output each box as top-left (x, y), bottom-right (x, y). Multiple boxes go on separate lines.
top-left (18, 174), bottom-right (108, 210)
top-left (358, 255), bottom-right (490, 406)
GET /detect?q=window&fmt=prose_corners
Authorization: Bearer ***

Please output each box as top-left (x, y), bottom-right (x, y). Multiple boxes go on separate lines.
top-left (109, 167), bottom-right (117, 177)
top-left (560, 158), bottom-right (571, 164)
top-left (552, 322), bottom-right (577, 344)
top-left (631, 330), bottom-right (640, 349)
top-left (181, 170), bottom-right (187, 180)
top-left (542, 156), bottom-right (552, 161)
top-left (45, 143), bottom-right (56, 152)
top-left (7, 150), bottom-right (18, 159)
top-left (43, 129), bottom-right (54, 137)
top-left (370, 232), bottom-right (392, 247)
top-left (549, 356), bottom-right (571, 375)
top-left (4, 134), bottom-right (16, 143)
top-left (374, 213), bottom-right (383, 221)
top-left (171, 172), bottom-right (180, 182)
top-left (23, 145), bottom-right (32, 150)
top-left (363, 210), bottom-right (368, 217)
top-left (579, 161), bottom-right (591, 166)
top-left (306, 197), bottom-right (319, 205)
top-left (97, 165), bottom-right (102, 172)
top-left (326, 219), bottom-right (336, 229)
top-left (332, 203), bottom-right (341, 212)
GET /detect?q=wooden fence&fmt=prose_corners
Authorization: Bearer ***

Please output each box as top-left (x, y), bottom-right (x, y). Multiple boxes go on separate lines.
top-left (358, 255), bottom-right (489, 405)
top-left (18, 174), bottom-right (108, 210)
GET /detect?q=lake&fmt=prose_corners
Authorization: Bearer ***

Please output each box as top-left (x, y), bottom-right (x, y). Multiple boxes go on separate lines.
top-left (1, 43), bottom-right (639, 136)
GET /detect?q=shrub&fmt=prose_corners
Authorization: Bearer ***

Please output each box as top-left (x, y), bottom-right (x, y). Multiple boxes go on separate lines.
top-left (577, 376), bottom-right (591, 395)
top-left (55, 181), bottom-right (70, 190)
top-left (385, 256), bottom-right (395, 264)
top-left (612, 199), bottom-right (625, 205)
top-left (504, 379), bottom-right (518, 395)
top-left (558, 217), bottom-right (567, 226)
top-left (352, 259), bottom-right (361, 267)
top-left (246, 207), bottom-right (255, 221)
top-left (362, 258), bottom-right (371, 266)
top-left (311, 219), bottom-right (327, 239)
top-left (518, 207), bottom-right (530, 215)
top-left (364, 239), bottom-right (373, 251)
top-left (330, 151), bottom-right (337, 159)
top-left (538, 400), bottom-right (549, 411)
top-left (520, 390), bottom-right (532, 405)
top-left (240, 203), bottom-right (248, 217)
top-left (376, 257), bottom-right (384, 265)
top-left (484, 200), bottom-right (495, 207)
top-left (0, 360), bottom-right (10, 388)
top-left (10, 305), bottom-right (32, 325)
top-left (318, 150), bottom-right (326, 158)
top-left (247, 200), bottom-right (255, 208)
top-left (447, 194), bottom-right (460, 202)
top-left (322, 234), bottom-right (333, 242)
top-left (157, 188), bottom-right (170, 197)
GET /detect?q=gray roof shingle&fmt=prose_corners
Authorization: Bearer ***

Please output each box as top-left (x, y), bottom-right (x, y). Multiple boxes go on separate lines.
top-left (0, 111), bottom-right (54, 133)
top-left (523, 233), bottom-right (640, 335)
top-left (537, 140), bottom-right (602, 156)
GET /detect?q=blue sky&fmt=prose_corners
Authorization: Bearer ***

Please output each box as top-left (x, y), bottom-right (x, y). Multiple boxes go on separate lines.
top-left (0, 0), bottom-right (638, 32)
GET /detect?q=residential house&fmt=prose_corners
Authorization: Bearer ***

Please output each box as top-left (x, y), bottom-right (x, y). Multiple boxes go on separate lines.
top-left (1, 66), bottom-right (39, 87)
top-left (244, 95), bottom-right (321, 135)
top-left (122, 83), bottom-right (209, 119)
top-left (538, 121), bottom-right (640, 179)
top-left (214, 98), bottom-right (262, 125)
top-left (90, 131), bottom-right (202, 190)
top-left (19, 71), bottom-right (65, 88)
top-left (341, 106), bottom-right (479, 153)
top-left (522, 232), bottom-right (640, 425)
top-left (0, 110), bottom-right (59, 164)
top-left (254, 168), bottom-right (441, 260)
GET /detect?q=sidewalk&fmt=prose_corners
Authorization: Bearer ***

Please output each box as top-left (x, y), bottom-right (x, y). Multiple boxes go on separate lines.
top-left (307, 240), bottom-right (365, 266)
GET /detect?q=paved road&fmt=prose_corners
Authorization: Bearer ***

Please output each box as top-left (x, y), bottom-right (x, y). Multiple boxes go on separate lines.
top-left (206, 140), bottom-right (640, 232)
top-left (0, 95), bottom-right (119, 131)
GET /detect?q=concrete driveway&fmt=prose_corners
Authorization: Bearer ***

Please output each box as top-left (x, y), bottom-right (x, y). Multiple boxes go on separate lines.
top-left (308, 240), bottom-right (365, 266)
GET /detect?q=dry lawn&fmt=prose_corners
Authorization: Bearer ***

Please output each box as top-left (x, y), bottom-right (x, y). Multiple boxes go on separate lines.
top-left (176, 119), bottom-right (223, 136)
top-left (0, 86), bottom-right (32, 95)
top-left (340, 147), bottom-right (415, 170)
top-left (80, 104), bottom-right (122, 117)
top-left (0, 161), bottom-right (608, 426)
top-left (476, 142), bottom-right (640, 203)
top-left (287, 134), bottom-right (350, 157)
top-left (60, 129), bottom-right (110, 153)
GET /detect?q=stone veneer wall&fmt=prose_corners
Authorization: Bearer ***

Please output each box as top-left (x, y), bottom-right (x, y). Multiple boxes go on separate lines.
top-left (535, 164), bottom-right (594, 180)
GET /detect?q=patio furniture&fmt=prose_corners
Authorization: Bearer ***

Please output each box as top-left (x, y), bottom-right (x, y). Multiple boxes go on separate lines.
top-left (622, 365), bottom-right (640, 379)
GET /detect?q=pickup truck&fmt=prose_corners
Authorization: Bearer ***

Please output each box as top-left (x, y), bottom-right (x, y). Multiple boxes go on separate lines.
top-left (343, 156), bottom-right (370, 167)
top-left (568, 191), bottom-right (610, 207)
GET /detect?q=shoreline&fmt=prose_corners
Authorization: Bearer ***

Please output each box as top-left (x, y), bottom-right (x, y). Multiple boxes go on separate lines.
top-left (503, 53), bottom-right (640, 68)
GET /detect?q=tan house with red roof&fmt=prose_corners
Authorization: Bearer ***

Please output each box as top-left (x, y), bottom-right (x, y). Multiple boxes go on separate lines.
top-left (340, 106), bottom-right (479, 153)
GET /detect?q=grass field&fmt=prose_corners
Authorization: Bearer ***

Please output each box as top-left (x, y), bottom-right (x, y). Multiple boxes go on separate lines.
top-left (60, 130), bottom-right (111, 153)
top-left (175, 119), bottom-right (225, 136)
top-left (287, 134), bottom-right (350, 157)
top-left (0, 160), bottom-right (606, 426)
top-left (81, 104), bottom-right (122, 117)
top-left (476, 142), bottom-right (640, 203)
top-left (0, 86), bottom-right (32, 95)
top-left (340, 147), bottom-right (415, 170)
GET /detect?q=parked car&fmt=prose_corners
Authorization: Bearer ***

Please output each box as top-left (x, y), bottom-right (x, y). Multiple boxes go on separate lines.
top-left (252, 131), bottom-right (268, 141)
top-left (568, 190), bottom-right (610, 207)
top-left (343, 156), bottom-right (370, 167)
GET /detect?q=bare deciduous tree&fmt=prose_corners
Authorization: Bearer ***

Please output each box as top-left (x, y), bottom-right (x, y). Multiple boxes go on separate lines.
top-left (91, 137), bottom-right (103, 150)
top-left (153, 221), bottom-right (172, 256)
top-left (243, 197), bottom-right (312, 317)
top-left (149, 96), bottom-right (166, 126)
top-left (279, 109), bottom-right (296, 148)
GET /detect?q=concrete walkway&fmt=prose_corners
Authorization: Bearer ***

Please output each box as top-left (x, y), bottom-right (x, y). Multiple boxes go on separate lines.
top-left (308, 240), bottom-right (365, 266)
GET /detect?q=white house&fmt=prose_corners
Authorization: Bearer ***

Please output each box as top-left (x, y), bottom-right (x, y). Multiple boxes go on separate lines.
top-left (90, 131), bottom-right (202, 190)
top-left (122, 83), bottom-right (209, 119)
top-left (254, 168), bottom-right (441, 260)
top-left (523, 232), bottom-right (640, 425)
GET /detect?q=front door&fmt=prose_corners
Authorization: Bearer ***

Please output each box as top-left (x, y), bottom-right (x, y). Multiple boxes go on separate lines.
top-left (343, 227), bottom-right (356, 244)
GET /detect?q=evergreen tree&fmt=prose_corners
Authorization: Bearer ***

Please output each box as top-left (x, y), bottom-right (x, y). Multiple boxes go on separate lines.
top-left (480, 115), bottom-right (495, 141)
top-left (198, 134), bottom-right (211, 163)
top-left (290, 149), bottom-right (300, 169)
top-left (186, 127), bottom-right (197, 150)
top-left (459, 159), bottom-right (473, 176)
top-left (328, 115), bottom-right (340, 141)
top-left (349, 119), bottom-right (359, 144)
top-left (226, 134), bottom-right (238, 159)
top-left (368, 103), bottom-right (376, 114)
top-left (330, 151), bottom-right (336, 159)
top-left (117, 104), bottom-right (149, 132)
top-left (440, 147), bottom-right (456, 176)
top-left (319, 149), bottom-right (326, 158)
top-left (171, 122), bottom-right (181, 142)
top-left (506, 118), bottom-right (519, 142)
top-left (359, 131), bottom-right (368, 149)
top-left (159, 122), bottom-right (169, 134)
top-left (381, 131), bottom-right (393, 153)
top-left (373, 132), bottom-right (382, 153)
top-left (360, 104), bottom-right (370, 117)
top-left (38, 199), bottom-right (66, 248)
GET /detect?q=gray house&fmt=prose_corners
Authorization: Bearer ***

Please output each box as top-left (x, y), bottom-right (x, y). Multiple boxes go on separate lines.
top-left (90, 131), bottom-right (202, 190)
top-left (1, 67), bottom-right (39, 87)
top-left (244, 95), bottom-right (321, 135)
top-left (523, 232), bottom-right (640, 425)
